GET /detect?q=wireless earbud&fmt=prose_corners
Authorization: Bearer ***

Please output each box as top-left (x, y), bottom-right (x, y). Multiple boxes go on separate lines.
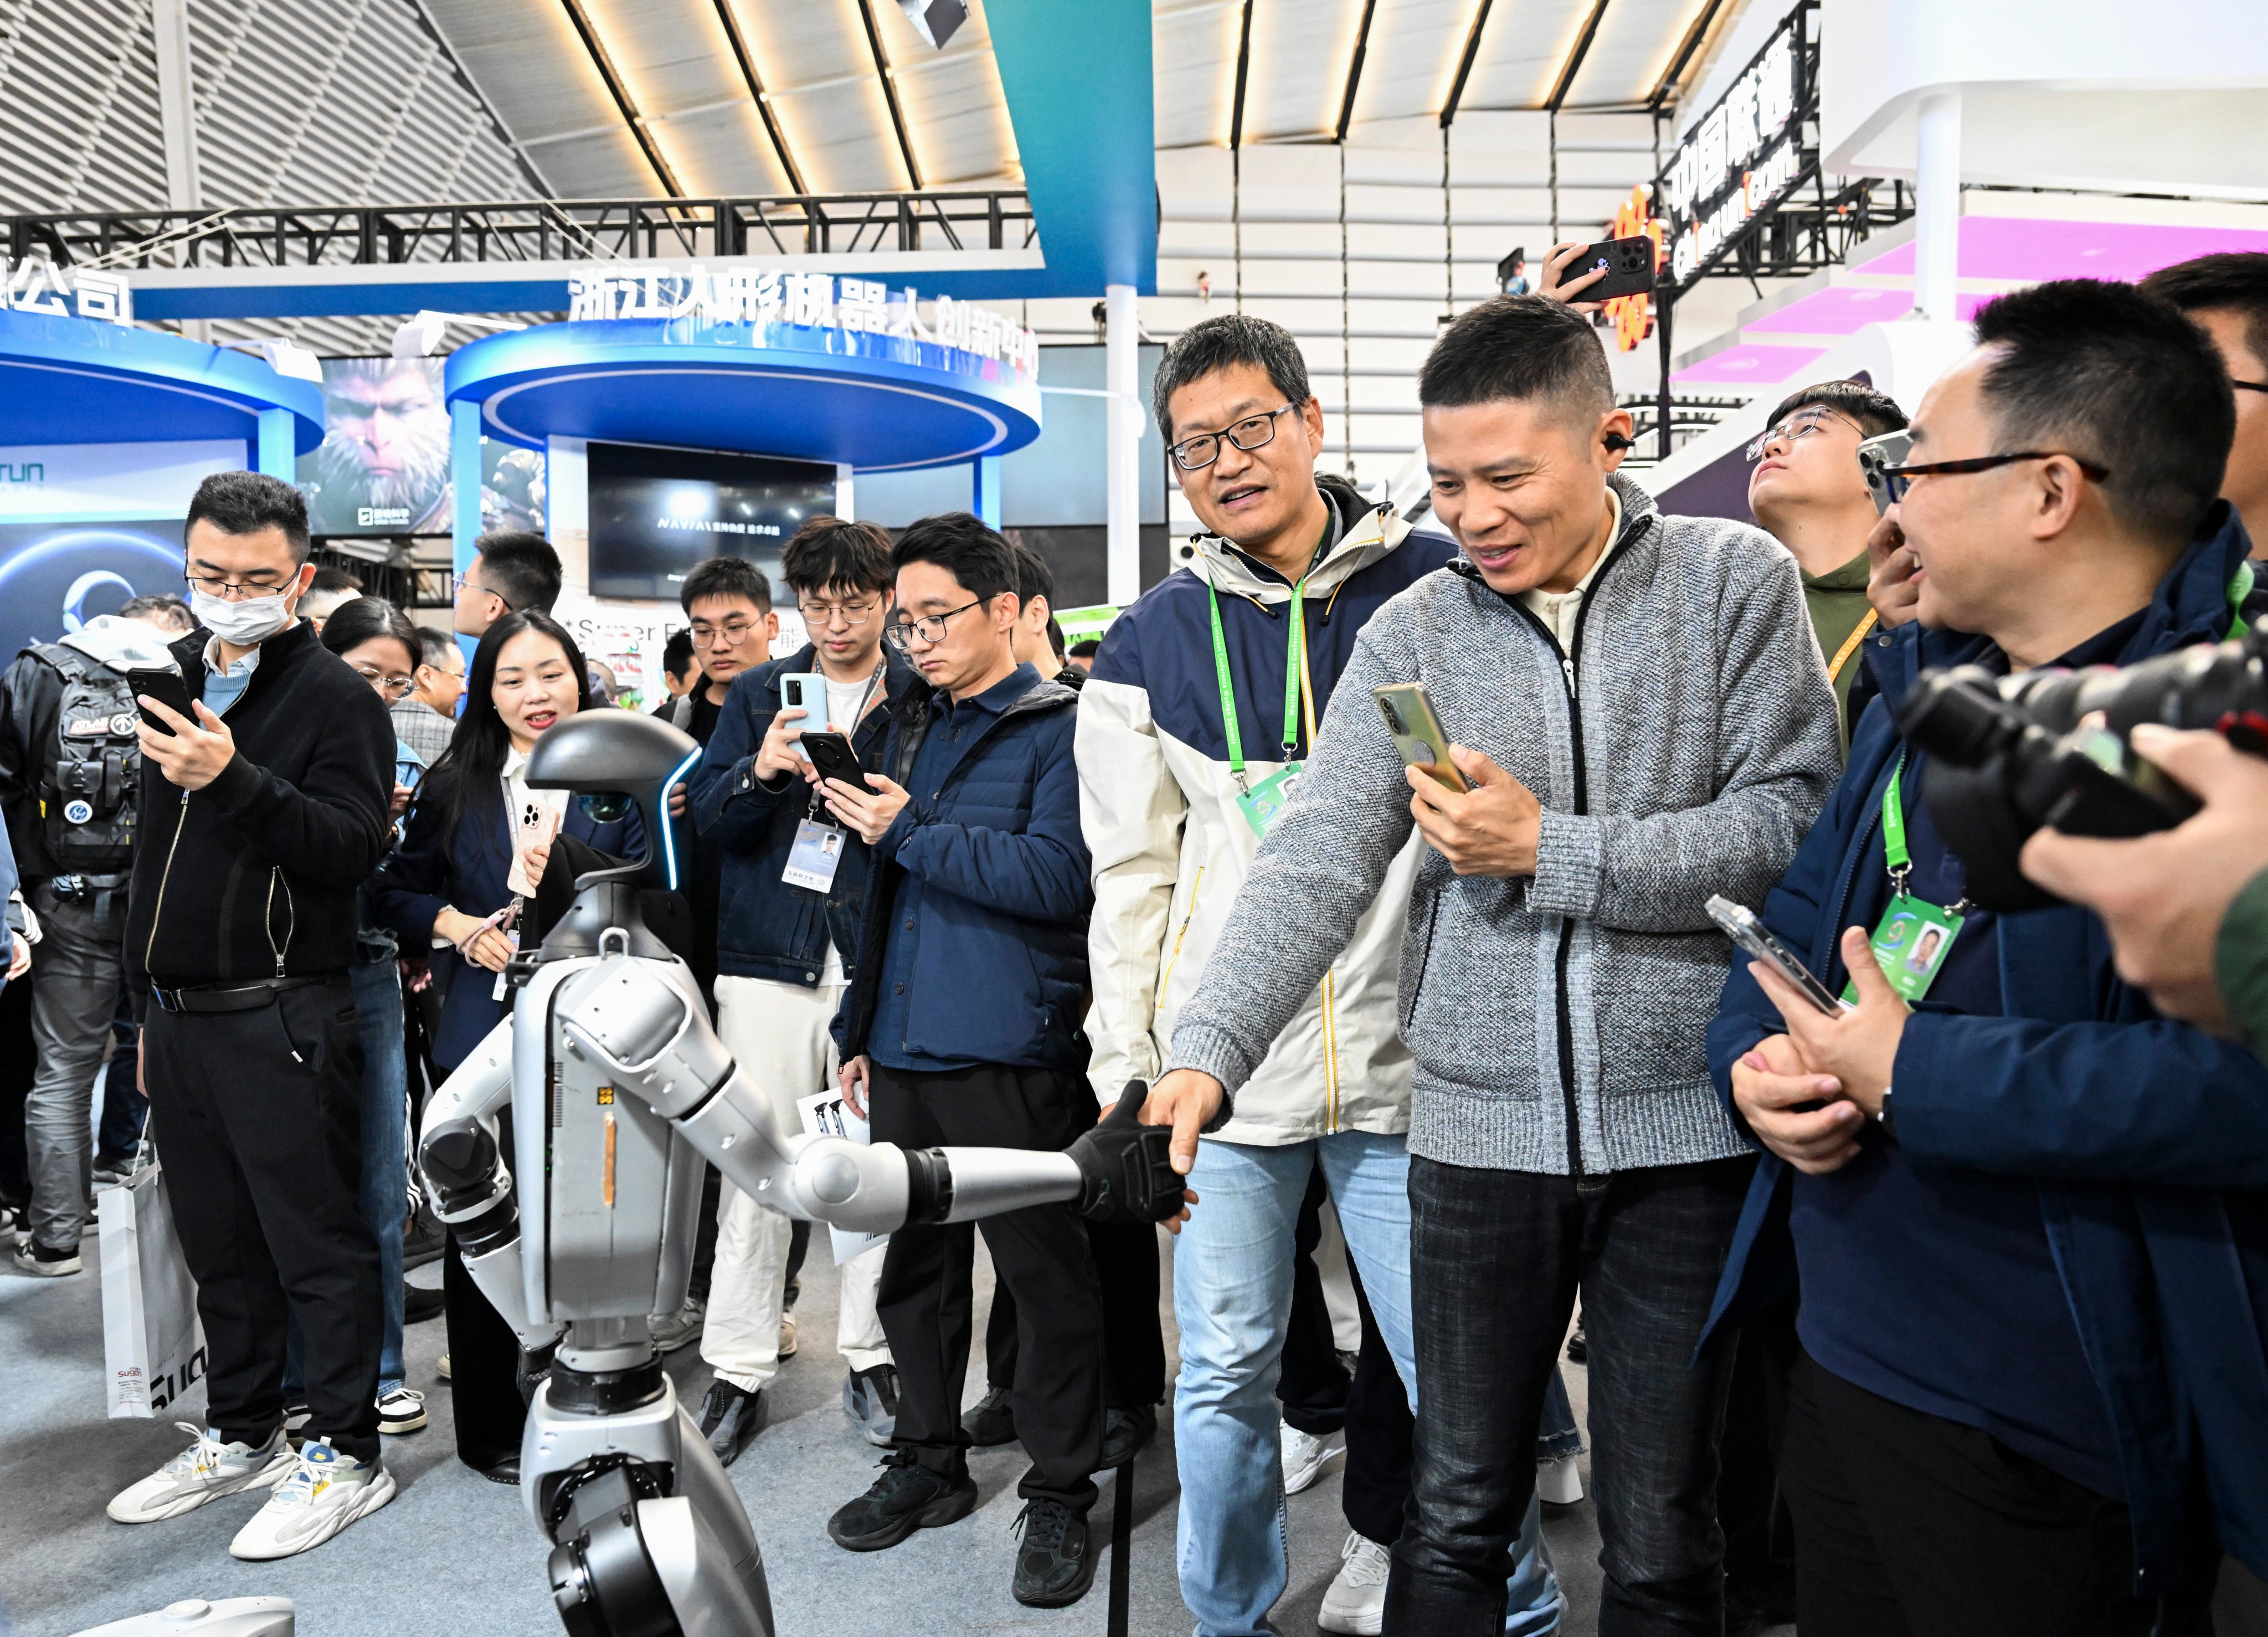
top-left (1603, 433), bottom-right (1635, 452)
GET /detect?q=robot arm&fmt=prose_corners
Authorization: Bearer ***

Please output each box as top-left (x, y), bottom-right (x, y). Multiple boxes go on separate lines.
top-left (416, 1018), bottom-right (566, 1352)
top-left (551, 952), bottom-right (1179, 1234)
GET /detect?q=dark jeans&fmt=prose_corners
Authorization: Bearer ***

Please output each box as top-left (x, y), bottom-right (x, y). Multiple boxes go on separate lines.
top-left (870, 1060), bottom-right (1105, 1512)
top-left (0, 970), bottom-right (32, 1201)
top-left (1779, 1350), bottom-right (2217, 1637)
top-left (144, 978), bottom-right (383, 1464)
top-left (984, 1215), bottom-right (1165, 1411)
top-left (99, 992), bottom-right (146, 1162)
top-left (1388, 1154), bottom-right (1753, 1636)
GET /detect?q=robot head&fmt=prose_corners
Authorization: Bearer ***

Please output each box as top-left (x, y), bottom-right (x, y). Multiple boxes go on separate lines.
top-left (524, 709), bottom-right (701, 892)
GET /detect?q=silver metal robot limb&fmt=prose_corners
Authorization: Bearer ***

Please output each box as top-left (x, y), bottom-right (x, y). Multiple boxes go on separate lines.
top-left (550, 950), bottom-right (1088, 1233)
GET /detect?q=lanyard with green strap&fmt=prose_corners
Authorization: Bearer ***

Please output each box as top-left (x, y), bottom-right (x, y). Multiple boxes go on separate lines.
top-left (1205, 566), bottom-right (1318, 836)
top-left (1850, 751), bottom-right (1970, 1003)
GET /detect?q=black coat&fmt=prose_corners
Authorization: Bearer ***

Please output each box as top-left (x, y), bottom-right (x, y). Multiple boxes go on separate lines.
top-left (125, 619), bottom-right (394, 990)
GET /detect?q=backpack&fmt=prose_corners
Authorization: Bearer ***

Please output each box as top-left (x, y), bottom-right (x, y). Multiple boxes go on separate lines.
top-left (28, 642), bottom-right (139, 871)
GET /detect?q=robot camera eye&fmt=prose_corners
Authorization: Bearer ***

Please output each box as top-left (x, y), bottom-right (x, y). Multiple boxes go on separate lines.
top-left (579, 791), bottom-right (634, 823)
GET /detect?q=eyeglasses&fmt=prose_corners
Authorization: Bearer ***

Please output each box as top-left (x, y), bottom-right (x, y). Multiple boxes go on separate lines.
top-left (884, 599), bottom-right (984, 651)
top-left (349, 663), bottom-right (415, 699)
top-left (1169, 403), bottom-right (1297, 472)
top-left (2236, 379), bottom-right (2268, 395)
top-left (1870, 450), bottom-right (2111, 506)
top-left (185, 572), bottom-right (291, 603)
top-left (451, 572), bottom-right (513, 611)
top-left (799, 596), bottom-right (881, 629)
top-left (691, 620), bottom-right (763, 648)
top-left (1744, 406), bottom-right (1858, 464)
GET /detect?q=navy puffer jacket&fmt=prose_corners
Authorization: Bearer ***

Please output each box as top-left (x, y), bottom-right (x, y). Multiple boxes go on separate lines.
top-left (833, 667), bottom-right (1092, 1070)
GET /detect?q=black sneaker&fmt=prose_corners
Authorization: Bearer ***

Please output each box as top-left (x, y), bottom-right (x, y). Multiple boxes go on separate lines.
top-left (91, 1152), bottom-right (136, 1187)
top-left (843, 1364), bottom-right (901, 1448)
top-left (696, 1378), bottom-right (768, 1468)
top-left (11, 1237), bottom-right (80, 1276)
top-left (963, 1385), bottom-right (1017, 1447)
top-left (1099, 1404), bottom-right (1156, 1470)
top-left (1565, 1320), bottom-right (1588, 1365)
top-left (827, 1453), bottom-right (978, 1551)
top-left (1011, 1499), bottom-right (1096, 1608)
top-left (402, 1210), bottom-right (445, 1272)
top-left (404, 1283), bottom-right (446, 1324)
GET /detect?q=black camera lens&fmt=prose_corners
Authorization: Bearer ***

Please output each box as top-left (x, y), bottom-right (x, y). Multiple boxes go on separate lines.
top-left (1377, 698), bottom-right (1405, 734)
top-left (578, 791), bottom-right (634, 823)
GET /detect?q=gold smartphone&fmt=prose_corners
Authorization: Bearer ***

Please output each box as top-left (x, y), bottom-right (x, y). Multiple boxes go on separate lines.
top-left (1372, 682), bottom-right (1472, 792)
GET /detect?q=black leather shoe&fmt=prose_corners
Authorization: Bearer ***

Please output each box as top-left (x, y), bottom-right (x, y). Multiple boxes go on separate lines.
top-left (1011, 1499), bottom-right (1096, 1608)
top-left (404, 1283), bottom-right (446, 1324)
top-left (1098, 1404), bottom-right (1155, 1469)
top-left (475, 1454), bottom-right (521, 1486)
top-left (697, 1378), bottom-right (768, 1468)
top-left (1565, 1320), bottom-right (1588, 1365)
top-left (962, 1385), bottom-right (1017, 1447)
top-left (827, 1453), bottom-right (978, 1551)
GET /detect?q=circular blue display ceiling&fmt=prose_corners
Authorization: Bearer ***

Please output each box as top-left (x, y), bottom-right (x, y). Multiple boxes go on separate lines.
top-left (447, 316), bottom-right (1043, 472)
top-left (0, 308), bottom-right (325, 452)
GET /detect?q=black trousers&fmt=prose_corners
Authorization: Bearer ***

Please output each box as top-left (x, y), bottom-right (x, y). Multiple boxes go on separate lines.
top-left (0, 972), bottom-right (32, 1200)
top-left (1719, 1298), bottom-right (1801, 1619)
top-left (1779, 1349), bottom-right (2217, 1637)
top-left (144, 979), bottom-right (383, 1463)
top-left (444, 1115), bottom-right (526, 1471)
top-left (870, 1061), bottom-right (1105, 1511)
top-left (983, 1215), bottom-right (1165, 1410)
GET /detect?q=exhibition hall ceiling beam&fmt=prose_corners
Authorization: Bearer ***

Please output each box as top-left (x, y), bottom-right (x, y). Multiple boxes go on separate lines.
top-left (711, 0), bottom-right (808, 193)
top-left (1648, 0), bottom-right (1725, 109)
top-left (1544, 0), bottom-right (1613, 112)
top-left (557, 0), bottom-right (682, 195)
top-left (853, 0), bottom-right (925, 189)
top-left (1334, 0), bottom-right (1379, 142)
top-left (1438, 0), bottom-right (1496, 126)
top-left (1227, 0), bottom-right (1256, 149)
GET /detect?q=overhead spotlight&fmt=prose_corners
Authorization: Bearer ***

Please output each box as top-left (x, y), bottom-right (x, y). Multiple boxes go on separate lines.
top-left (897, 0), bottom-right (967, 48)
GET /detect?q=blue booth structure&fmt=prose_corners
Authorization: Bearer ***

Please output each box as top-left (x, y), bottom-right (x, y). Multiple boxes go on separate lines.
top-left (0, 307), bottom-right (323, 662)
top-left (441, 289), bottom-right (1044, 694)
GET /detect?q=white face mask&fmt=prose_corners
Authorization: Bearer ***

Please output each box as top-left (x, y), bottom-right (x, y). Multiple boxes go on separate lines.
top-left (192, 583), bottom-right (298, 647)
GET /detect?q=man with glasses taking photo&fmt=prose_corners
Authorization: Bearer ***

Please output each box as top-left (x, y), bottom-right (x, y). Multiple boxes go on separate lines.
top-left (687, 523), bottom-right (909, 1464)
top-left (450, 529), bottom-right (560, 639)
top-left (813, 512), bottom-right (1105, 1612)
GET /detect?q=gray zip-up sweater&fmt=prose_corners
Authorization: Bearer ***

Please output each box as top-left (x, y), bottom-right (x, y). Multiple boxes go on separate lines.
top-left (1166, 474), bottom-right (1842, 1174)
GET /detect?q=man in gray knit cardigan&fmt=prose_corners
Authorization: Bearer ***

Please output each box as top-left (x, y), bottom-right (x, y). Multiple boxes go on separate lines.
top-left (1143, 297), bottom-right (1842, 1634)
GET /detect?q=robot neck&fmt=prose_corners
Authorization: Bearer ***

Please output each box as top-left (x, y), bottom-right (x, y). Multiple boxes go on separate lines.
top-left (538, 880), bottom-right (680, 965)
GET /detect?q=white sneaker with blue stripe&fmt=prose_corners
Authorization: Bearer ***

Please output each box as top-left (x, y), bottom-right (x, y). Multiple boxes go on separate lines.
top-left (228, 1437), bottom-right (396, 1560)
top-left (107, 1423), bottom-right (295, 1523)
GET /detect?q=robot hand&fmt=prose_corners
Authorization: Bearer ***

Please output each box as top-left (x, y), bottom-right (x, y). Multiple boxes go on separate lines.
top-left (1067, 1082), bottom-right (1192, 1226)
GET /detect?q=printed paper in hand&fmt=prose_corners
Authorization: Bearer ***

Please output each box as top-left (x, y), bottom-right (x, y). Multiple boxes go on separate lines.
top-left (796, 1088), bottom-right (888, 1265)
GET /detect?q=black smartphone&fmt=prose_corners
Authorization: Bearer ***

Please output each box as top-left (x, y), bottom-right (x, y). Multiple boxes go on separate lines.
top-left (1560, 235), bottom-right (1657, 302)
top-left (125, 667), bottom-right (196, 736)
top-left (803, 730), bottom-right (876, 797)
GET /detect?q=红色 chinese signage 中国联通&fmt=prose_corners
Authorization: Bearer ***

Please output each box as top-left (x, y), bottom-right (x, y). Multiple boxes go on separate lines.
top-left (565, 267), bottom-right (1040, 379)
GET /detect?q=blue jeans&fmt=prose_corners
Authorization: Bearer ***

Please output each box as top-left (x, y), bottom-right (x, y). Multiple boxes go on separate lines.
top-left (1174, 1131), bottom-right (1561, 1636)
top-left (286, 953), bottom-right (408, 1399)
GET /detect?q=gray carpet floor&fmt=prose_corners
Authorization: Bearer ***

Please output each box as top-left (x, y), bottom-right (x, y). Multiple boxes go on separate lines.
top-left (1, 1221), bottom-right (1773, 1637)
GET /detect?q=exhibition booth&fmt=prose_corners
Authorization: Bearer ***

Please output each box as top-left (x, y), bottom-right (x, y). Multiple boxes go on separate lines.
top-left (0, 299), bottom-right (324, 663)
top-left (441, 274), bottom-right (1043, 694)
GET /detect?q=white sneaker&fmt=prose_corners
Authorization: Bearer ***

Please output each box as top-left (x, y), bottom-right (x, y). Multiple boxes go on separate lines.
top-left (228, 1438), bottom-right (396, 1561)
top-left (650, 1296), bottom-right (705, 1353)
top-left (1280, 1421), bottom-right (1347, 1495)
top-left (436, 1352), bottom-right (452, 1381)
top-left (1537, 1450), bottom-right (1585, 1505)
top-left (377, 1386), bottom-right (428, 1435)
top-left (108, 1422), bottom-right (296, 1523)
top-left (1318, 1530), bottom-right (1391, 1635)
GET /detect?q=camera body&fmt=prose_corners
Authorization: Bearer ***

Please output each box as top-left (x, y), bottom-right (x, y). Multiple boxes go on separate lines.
top-left (1894, 617), bottom-right (2268, 910)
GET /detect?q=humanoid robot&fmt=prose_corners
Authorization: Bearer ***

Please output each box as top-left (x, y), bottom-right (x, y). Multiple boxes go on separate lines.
top-left (414, 711), bottom-right (1180, 1637)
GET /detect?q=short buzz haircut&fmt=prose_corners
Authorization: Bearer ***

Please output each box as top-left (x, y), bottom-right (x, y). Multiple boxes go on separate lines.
top-left (781, 516), bottom-right (894, 598)
top-left (472, 530), bottom-right (561, 615)
top-left (678, 555), bottom-right (773, 616)
top-left (187, 470), bottom-right (312, 563)
top-left (413, 626), bottom-right (459, 668)
top-left (891, 512), bottom-right (1019, 606)
top-left (1767, 379), bottom-right (1910, 440)
top-left (118, 593), bottom-right (194, 633)
top-left (1153, 313), bottom-right (1312, 441)
top-left (1418, 296), bottom-right (1614, 424)
top-left (2141, 252), bottom-right (2268, 375)
top-left (1969, 279), bottom-right (2234, 548)
top-left (1011, 541), bottom-right (1055, 609)
top-left (661, 628), bottom-right (695, 681)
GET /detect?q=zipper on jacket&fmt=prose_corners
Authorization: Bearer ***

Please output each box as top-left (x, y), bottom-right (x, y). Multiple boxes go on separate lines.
top-left (265, 867), bottom-right (294, 978)
top-left (142, 788), bottom-right (190, 975)
top-left (1505, 529), bottom-right (1635, 1193)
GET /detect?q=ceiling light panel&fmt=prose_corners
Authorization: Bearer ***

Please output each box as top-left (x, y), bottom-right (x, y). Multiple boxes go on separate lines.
top-left (1455, 0), bottom-right (1588, 114)
top-left (421, 0), bottom-right (654, 196)
top-left (1352, 0), bottom-right (1484, 126)
top-left (741, 0), bottom-right (908, 193)
top-left (1150, 0), bottom-right (1243, 149)
top-left (874, 0), bottom-right (1019, 186)
top-left (1238, 0), bottom-right (1352, 143)
top-left (1562, 0), bottom-right (1702, 109)
top-left (585, 0), bottom-right (783, 195)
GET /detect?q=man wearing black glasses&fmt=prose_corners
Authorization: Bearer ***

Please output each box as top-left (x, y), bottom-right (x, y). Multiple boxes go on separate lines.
top-left (1708, 279), bottom-right (2267, 1631)
top-left (449, 529), bottom-right (560, 639)
top-left (815, 512), bottom-right (1107, 1612)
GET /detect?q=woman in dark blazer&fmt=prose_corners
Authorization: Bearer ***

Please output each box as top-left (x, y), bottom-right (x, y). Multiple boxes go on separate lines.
top-left (373, 610), bottom-right (641, 1481)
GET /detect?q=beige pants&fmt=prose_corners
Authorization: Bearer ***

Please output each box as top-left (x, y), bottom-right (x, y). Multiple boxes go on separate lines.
top-left (702, 974), bottom-right (891, 1392)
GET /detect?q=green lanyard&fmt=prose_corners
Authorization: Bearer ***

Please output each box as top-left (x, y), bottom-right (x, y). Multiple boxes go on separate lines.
top-left (1206, 573), bottom-right (1307, 792)
top-left (1881, 752), bottom-right (1913, 891)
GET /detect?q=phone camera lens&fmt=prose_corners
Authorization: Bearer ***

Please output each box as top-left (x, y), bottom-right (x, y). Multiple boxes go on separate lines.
top-left (1378, 700), bottom-right (1405, 733)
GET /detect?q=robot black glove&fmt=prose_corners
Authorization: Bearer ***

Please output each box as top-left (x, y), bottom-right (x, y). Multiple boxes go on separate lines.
top-left (1067, 1080), bottom-right (1184, 1224)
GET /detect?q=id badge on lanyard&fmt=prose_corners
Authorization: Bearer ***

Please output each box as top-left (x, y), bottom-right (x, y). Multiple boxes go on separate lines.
top-left (783, 819), bottom-right (847, 893)
top-left (1844, 754), bottom-right (1967, 1004)
top-left (1209, 570), bottom-right (1317, 840)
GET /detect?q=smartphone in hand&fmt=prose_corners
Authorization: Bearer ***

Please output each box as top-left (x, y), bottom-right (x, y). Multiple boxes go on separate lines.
top-left (803, 730), bottom-right (876, 796)
top-left (126, 667), bottom-right (196, 737)
top-left (1706, 895), bottom-right (1848, 1016)
top-left (1373, 682), bottom-right (1473, 792)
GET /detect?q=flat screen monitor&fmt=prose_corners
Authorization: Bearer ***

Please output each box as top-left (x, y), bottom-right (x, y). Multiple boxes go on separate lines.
top-left (295, 357), bottom-right (544, 538)
top-left (587, 442), bottom-right (837, 601)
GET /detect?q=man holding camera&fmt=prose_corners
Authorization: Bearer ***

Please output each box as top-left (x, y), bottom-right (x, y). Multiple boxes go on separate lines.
top-left (1708, 279), bottom-right (2268, 1633)
top-left (1146, 296), bottom-right (1841, 1633)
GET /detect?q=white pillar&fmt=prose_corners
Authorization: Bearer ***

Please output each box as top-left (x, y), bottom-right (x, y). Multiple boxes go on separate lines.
top-left (1105, 282), bottom-right (1140, 606)
top-left (1914, 92), bottom-right (1961, 322)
